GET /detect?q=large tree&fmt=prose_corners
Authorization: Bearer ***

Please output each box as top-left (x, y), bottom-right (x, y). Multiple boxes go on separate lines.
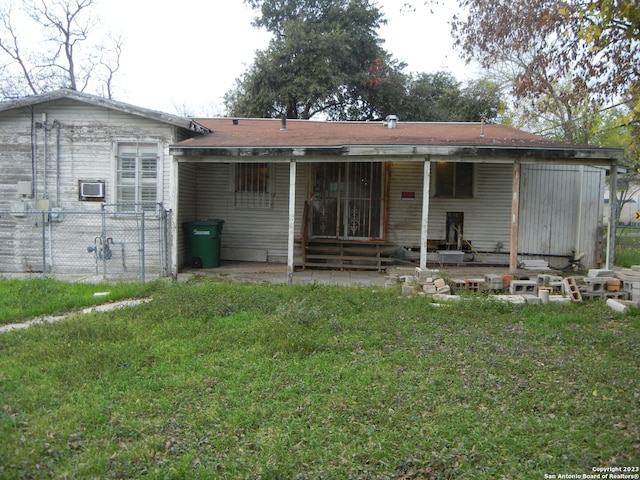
top-left (444, 0), bottom-right (639, 127)
top-left (394, 72), bottom-right (502, 122)
top-left (226, 0), bottom-right (394, 119)
top-left (0, 0), bottom-right (122, 99)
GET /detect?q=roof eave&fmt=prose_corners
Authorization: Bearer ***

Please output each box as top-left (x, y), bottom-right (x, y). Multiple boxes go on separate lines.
top-left (0, 89), bottom-right (211, 133)
top-left (170, 144), bottom-right (624, 165)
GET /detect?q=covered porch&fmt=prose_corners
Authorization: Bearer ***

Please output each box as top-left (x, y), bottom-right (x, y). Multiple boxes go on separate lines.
top-left (170, 118), bottom-right (623, 283)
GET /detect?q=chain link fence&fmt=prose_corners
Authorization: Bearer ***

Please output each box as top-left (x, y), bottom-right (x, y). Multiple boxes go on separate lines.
top-left (0, 203), bottom-right (172, 281)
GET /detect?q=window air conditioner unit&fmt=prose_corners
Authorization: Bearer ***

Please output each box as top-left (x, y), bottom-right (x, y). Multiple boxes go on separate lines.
top-left (79, 181), bottom-right (105, 200)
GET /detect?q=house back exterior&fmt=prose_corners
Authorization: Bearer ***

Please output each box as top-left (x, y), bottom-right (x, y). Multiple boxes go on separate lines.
top-left (173, 118), bottom-right (620, 276)
top-left (0, 91), bottom-right (623, 279)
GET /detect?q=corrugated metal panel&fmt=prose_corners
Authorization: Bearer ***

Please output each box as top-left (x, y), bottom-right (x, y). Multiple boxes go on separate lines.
top-left (519, 165), bottom-right (604, 267)
top-left (388, 162), bottom-right (512, 252)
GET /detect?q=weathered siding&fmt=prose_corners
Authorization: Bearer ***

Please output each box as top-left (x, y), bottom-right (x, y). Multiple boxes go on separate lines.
top-left (180, 162), bottom-right (308, 266)
top-left (519, 164), bottom-right (604, 268)
top-left (388, 162), bottom-right (512, 253)
top-left (0, 98), bottom-right (184, 275)
top-left (177, 162), bottom-right (198, 268)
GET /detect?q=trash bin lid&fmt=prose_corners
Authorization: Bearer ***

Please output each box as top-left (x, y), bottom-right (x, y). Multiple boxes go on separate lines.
top-left (184, 219), bottom-right (224, 226)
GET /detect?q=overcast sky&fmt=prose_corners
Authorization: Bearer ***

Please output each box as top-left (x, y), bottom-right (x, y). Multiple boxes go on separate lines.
top-left (97, 0), bottom-right (477, 116)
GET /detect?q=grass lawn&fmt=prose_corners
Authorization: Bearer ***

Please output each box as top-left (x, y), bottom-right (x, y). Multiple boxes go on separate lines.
top-left (0, 277), bottom-right (638, 479)
top-left (615, 228), bottom-right (640, 267)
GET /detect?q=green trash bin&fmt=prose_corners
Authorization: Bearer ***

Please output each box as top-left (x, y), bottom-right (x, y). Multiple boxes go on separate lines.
top-left (183, 220), bottom-right (224, 268)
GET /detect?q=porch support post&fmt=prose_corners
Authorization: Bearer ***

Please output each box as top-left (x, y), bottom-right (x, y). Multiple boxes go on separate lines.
top-left (287, 159), bottom-right (297, 285)
top-left (510, 161), bottom-right (521, 273)
top-left (606, 162), bottom-right (617, 270)
top-left (419, 157), bottom-right (431, 270)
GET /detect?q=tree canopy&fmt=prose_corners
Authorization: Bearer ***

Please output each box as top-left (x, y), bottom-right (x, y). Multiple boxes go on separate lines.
top-left (446, 0), bottom-right (639, 126)
top-left (396, 72), bottom-right (502, 122)
top-left (227, 0), bottom-right (389, 119)
top-left (227, 0), bottom-right (504, 122)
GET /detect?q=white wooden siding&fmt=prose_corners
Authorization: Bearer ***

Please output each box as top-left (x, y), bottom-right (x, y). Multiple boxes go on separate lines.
top-left (183, 162), bottom-right (307, 265)
top-left (388, 162), bottom-right (512, 252)
top-left (0, 98), bottom-right (182, 274)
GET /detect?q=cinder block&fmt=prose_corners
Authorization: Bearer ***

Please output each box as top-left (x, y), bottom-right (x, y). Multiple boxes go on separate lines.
top-left (537, 274), bottom-right (563, 286)
top-left (548, 281), bottom-right (564, 293)
top-left (510, 280), bottom-right (538, 295)
top-left (583, 277), bottom-right (610, 292)
top-left (485, 274), bottom-right (503, 290)
top-left (588, 269), bottom-right (615, 277)
top-left (423, 284), bottom-right (437, 294)
top-left (434, 278), bottom-right (446, 289)
top-left (523, 294), bottom-right (542, 305)
top-left (402, 285), bottom-right (415, 296)
top-left (437, 285), bottom-right (451, 294)
top-left (465, 278), bottom-right (483, 292)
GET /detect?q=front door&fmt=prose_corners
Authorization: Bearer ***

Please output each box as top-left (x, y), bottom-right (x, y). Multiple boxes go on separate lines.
top-left (310, 162), bottom-right (383, 239)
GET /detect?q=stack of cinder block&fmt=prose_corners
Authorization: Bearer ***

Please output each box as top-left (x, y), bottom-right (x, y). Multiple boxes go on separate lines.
top-left (537, 274), bottom-right (564, 293)
top-left (615, 266), bottom-right (640, 303)
top-left (581, 269), bottom-right (629, 300)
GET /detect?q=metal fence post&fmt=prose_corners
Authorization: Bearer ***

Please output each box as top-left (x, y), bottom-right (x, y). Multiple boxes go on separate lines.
top-left (140, 211), bottom-right (145, 283)
top-left (41, 211), bottom-right (46, 276)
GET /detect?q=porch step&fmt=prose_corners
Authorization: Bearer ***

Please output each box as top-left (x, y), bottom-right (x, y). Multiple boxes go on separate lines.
top-left (302, 239), bottom-right (396, 271)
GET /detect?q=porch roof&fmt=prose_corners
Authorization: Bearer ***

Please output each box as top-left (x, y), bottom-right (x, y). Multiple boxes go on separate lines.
top-left (171, 117), bottom-right (623, 165)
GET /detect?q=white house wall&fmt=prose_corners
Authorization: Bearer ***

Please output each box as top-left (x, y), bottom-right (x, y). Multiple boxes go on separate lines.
top-left (388, 162), bottom-right (512, 253)
top-left (182, 162), bottom-right (307, 266)
top-left (0, 98), bottom-right (181, 275)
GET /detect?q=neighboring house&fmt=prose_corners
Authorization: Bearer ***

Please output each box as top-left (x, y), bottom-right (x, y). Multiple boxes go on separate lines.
top-left (0, 89), bottom-right (207, 279)
top-left (171, 118), bottom-right (623, 279)
top-left (0, 91), bottom-right (623, 280)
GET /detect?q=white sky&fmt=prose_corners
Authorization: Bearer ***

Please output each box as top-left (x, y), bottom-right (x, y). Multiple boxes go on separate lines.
top-left (97, 0), bottom-right (477, 116)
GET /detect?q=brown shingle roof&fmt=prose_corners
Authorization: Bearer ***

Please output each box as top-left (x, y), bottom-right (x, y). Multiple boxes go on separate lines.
top-left (180, 118), bottom-right (575, 148)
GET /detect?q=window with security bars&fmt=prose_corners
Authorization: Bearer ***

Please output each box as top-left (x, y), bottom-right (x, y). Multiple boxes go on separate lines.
top-left (116, 143), bottom-right (159, 211)
top-left (233, 163), bottom-right (273, 208)
top-left (435, 162), bottom-right (474, 198)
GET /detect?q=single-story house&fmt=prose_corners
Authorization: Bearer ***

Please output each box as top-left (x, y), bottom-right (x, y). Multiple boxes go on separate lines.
top-left (0, 89), bottom-right (624, 280)
top-left (171, 117), bottom-right (623, 282)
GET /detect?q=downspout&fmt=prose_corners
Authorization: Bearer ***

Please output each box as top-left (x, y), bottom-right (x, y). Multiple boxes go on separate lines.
top-left (510, 161), bottom-right (521, 273)
top-left (53, 120), bottom-right (61, 206)
top-left (287, 159), bottom-right (297, 285)
top-left (31, 108), bottom-right (38, 200)
top-left (42, 113), bottom-right (48, 199)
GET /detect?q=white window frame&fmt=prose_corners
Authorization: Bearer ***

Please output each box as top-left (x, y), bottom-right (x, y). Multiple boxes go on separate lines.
top-left (231, 162), bottom-right (274, 208)
top-left (114, 142), bottom-right (161, 212)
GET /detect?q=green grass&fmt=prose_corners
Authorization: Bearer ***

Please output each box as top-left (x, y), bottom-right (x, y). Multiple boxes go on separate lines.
top-left (615, 228), bottom-right (640, 267)
top-left (0, 277), bottom-right (165, 324)
top-left (0, 278), bottom-right (638, 479)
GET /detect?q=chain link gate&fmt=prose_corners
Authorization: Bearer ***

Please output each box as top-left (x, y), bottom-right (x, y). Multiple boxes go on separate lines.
top-left (0, 203), bottom-right (171, 281)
